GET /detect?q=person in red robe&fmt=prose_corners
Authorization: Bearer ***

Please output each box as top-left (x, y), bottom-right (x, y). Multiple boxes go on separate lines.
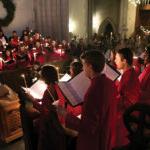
top-left (58, 61), bottom-right (83, 121)
top-left (139, 46), bottom-right (150, 103)
top-left (114, 48), bottom-right (141, 147)
top-left (27, 65), bottom-right (59, 114)
top-left (9, 31), bottom-right (20, 49)
top-left (3, 49), bottom-right (16, 70)
top-left (57, 50), bottom-right (117, 150)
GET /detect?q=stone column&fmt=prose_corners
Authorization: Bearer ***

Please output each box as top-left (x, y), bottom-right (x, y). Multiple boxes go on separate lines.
top-left (118, 0), bottom-right (128, 39)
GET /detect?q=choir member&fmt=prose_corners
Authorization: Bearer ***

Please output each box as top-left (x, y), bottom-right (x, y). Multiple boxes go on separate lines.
top-left (0, 29), bottom-right (7, 46)
top-left (0, 40), bottom-right (5, 52)
top-left (58, 61), bottom-right (83, 119)
top-left (3, 49), bottom-right (16, 70)
top-left (27, 65), bottom-right (59, 113)
top-left (139, 46), bottom-right (150, 103)
top-left (16, 44), bottom-right (30, 67)
top-left (33, 32), bottom-right (41, 43)
top-left (107, 49), bottom-right (116, 69)
top-left (57, 50), bottom-right (117, 150)
top-left (9, 31), bottom-right (20, 49)
top-left (23, 35), bottom-right (33, 49)
top-left (30, 41), bottom-right (45, 64)
top-left (114, 48), bottom-right (141, 147)
top-left (26, 65), bottom-right (62, 150)
top-left (20, 30), bottom-right (29, 41)
top-left (62, 40), bottom-right (69, 52)
top-left (51, 40), bottom-right (58, 51)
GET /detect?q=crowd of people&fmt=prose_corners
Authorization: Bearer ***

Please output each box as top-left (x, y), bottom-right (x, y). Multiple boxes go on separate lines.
top-left (0, 27), bottom-right (72, 71)
top-left (22, 45), bottom-right (150, 150)
top-left (1, 27), bottom-right (150, 150)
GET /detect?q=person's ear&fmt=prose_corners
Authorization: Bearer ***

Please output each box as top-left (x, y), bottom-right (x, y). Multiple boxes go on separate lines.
top-left (122, 58), bottom-right (127, 65)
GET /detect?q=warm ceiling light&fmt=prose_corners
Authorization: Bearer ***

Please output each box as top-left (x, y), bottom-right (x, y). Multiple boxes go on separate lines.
top-left (129, 0), bottom-right (141, 6)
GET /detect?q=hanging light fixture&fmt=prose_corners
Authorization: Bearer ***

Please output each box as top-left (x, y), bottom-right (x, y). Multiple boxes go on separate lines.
top-left (129, 0), bottom-right (141, 6)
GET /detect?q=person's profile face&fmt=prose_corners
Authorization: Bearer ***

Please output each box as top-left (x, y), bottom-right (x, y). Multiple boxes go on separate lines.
top-left (69, 66), bottom-right (74, 77)
top-left (115, 53), bottom-right (125, 70)
top-left (81, 59), bottom-right (91, 78)
top-left (6, 50), bottom-right (11, 56)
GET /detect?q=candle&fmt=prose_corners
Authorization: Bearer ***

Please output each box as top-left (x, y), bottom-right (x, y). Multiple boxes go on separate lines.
top-left (0, 57), bottom-right (3, 70)
top-left (21, 74), bottom-right (28, 89)
top-left (33, 52), bottom-right (36, 61)
top-left (56, 67), bottom-right (60, 79)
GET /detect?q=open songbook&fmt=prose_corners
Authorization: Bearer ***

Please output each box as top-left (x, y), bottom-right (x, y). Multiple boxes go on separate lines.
top-left (22, 80), bottom-right (47, 99)
top-left (58, 63), bottom-right (121, 106)
top-left (59, 73), bottom-right (71, 82)
top-left (102, 63), bottom-right (121, 81)
top-left (22, 73), bottom-right (71, 99)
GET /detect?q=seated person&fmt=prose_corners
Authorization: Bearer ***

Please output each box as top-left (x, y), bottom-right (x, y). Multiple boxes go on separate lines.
top-left (139, 46), bottom-right (150, 103)
top-left (57, 50), bottom-right (117, 150)
top-left (16, 44), bottom-right (30, 67)
top-left (114, 48), bottom-right (141, 147)
top-left (3, 49), bottom-right (16, 70)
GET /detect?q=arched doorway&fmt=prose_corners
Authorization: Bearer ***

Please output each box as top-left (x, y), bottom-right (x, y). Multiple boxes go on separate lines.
top-left (98, 18), bottom-right (117, 51)
top-left (98, 18), bottom-right (116, 36)
top-left (104, 23), bottom-right (114, 37)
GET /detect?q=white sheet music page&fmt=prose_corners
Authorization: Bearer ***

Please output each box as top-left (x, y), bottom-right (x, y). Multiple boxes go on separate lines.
top-left (102, 63), bottom-right (120, 81)
top-left (58, 72), bottom-right (90, 106)
top-left (59, 73), bottom-right (71, 82)
top-left (22, 80), bottom-right (47, 99)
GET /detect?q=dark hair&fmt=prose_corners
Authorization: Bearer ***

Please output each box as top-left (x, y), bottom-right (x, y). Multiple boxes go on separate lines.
top-left (80, 50), bottom-right (105, 73)
top-left (41, 65), bottom-right (58, 84)
top-left (70, 61), bottom-right (83, 77)
top-left (117, 48), bottom-right (133, 65)
top-left (145, 46), bottom-right (150, 62)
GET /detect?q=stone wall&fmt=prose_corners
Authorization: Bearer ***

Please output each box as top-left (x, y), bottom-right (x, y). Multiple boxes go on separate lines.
top-left (1, 0), bottom-right (34, 36)
top-left (69, 0), bottom-right (88, 38)
top-left (93, 0), bottom-right (120, 34)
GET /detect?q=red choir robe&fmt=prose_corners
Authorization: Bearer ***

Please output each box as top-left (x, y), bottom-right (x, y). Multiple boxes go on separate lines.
top-left (16, 52), bottom-right (30, 67)
top-left (31, 47), bottom-right (46, 64)
top-left (33, 85), bottom-right (56, 113)
top-left (31, 84), bottom-right (65, 150)
top-left (55, 84), bottom-right (82, 124)
top-left (133, 58), bottom-right (142, 76)
top-left (3, 56), bottom-right (16, 70)
top-left (65, 74), bottom-right (117, 150)
top-left (116, 67), bottom-right (141, 147)
top-left (139, 64), bottom-right (150, 103)
top-left (10, 36), bottom-right (20, 48)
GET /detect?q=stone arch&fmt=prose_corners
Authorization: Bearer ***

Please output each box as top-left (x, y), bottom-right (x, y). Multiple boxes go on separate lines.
top-left (98, 18), bottom-right (116, 36)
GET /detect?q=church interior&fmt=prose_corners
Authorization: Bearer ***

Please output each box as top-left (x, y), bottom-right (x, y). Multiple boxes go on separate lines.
top-left (0, 0), bottom-right (150, 150)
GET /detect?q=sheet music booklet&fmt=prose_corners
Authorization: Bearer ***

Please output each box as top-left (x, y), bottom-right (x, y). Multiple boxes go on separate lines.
top-left (22, 73), bottom-right (71, 99)
top-left (58, 63), bottom-right (121, 107)
top-left (22, 80), bottom-right (47, 99)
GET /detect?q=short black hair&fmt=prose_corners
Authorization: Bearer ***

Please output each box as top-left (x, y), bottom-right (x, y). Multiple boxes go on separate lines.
top-left (145, 45), bottom-right (150, 61)
top-left (80, 50), bottom-right (105, 73)
top-left (70, 61), bottom-right (83, 76)
top-left (41, 65), bottom-right (58, 84)
top-left (117, 48), bottom-right (133, 65)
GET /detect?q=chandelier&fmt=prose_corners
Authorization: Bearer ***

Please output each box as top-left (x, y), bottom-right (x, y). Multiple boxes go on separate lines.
top-left (129, 0), bottom-right (141, 6)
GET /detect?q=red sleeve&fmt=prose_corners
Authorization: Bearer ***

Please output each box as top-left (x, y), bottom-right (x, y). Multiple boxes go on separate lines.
top-left (118, 70), bottom-right (140, 112)
top-left (140, 77), bottom-right (150, 101)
